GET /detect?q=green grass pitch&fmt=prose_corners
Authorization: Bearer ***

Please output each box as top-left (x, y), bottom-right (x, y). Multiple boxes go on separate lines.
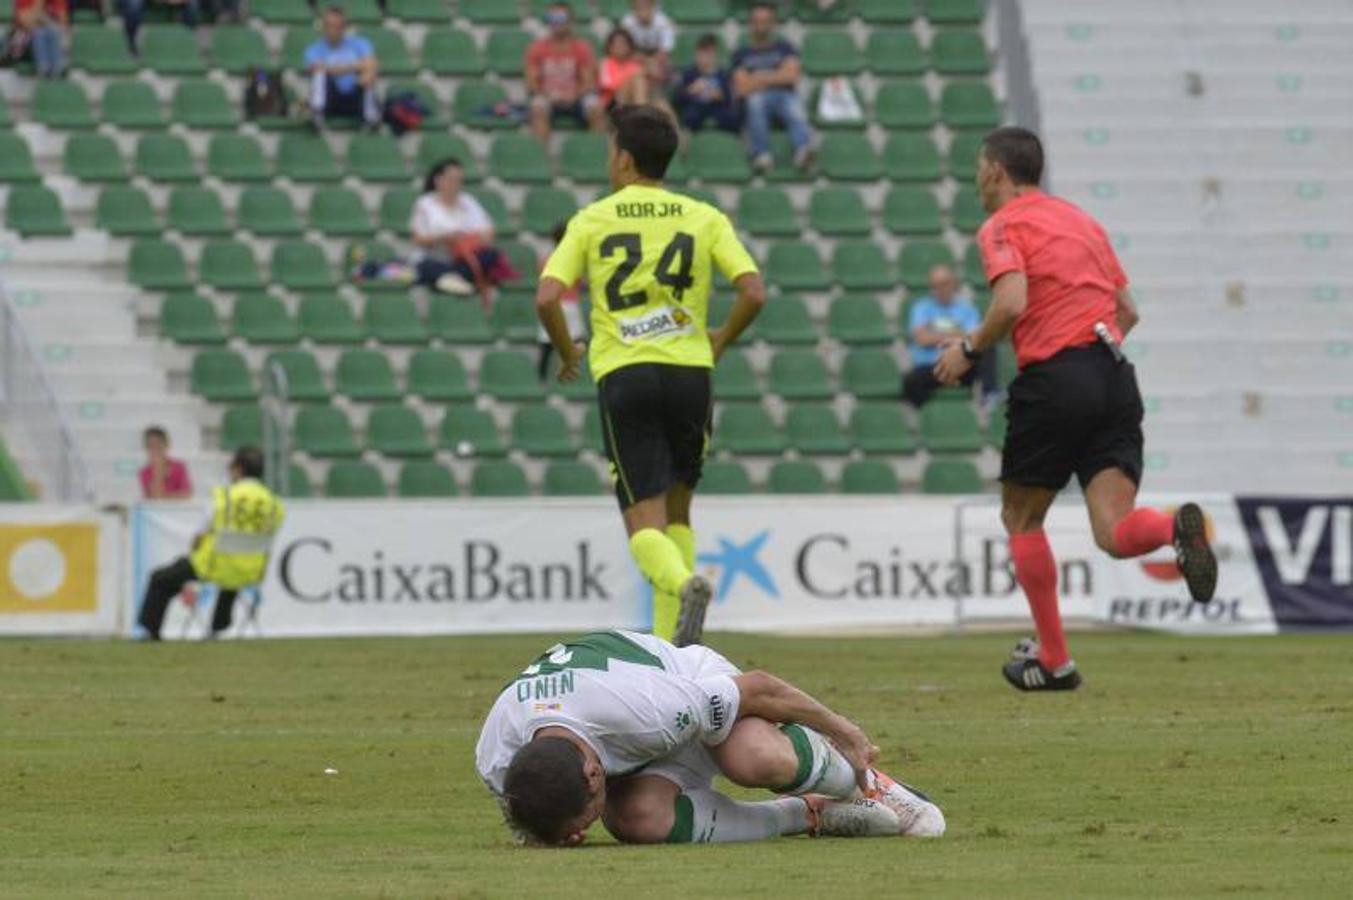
top-left (4, 632), bottom-right (1352, 897)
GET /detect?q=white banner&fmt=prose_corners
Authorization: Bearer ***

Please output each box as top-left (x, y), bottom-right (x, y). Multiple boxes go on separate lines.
top-left (130, 495), bottom-right (1273, 639)
top-left (0, 505), bottom-right (122, 635)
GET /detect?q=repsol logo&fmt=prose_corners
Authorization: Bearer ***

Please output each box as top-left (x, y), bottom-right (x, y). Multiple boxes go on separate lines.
top-left (1107, 597), bottom-right (1244, 624)
top-left (277, 538), bottom-right (609, 603)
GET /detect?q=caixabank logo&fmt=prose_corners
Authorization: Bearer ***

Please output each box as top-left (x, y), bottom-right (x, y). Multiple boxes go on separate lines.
top-left (0, 523), bottom-right (98, 612)
top-left (1237, 497), bottom-right (1353, 628)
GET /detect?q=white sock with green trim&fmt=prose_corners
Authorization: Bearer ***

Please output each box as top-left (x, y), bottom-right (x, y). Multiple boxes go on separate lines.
top-left (776, 724), bottom-right (859, 801)
top-left (666, 789), bottom-right (808, 844)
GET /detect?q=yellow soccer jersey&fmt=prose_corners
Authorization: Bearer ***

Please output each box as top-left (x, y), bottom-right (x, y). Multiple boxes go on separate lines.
top-left (541, 183), bottom-right (759, 380)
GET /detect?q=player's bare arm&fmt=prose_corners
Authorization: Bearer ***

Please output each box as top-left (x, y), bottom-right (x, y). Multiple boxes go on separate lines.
top-left (709, 272), bottom-right (766, 361)
top-left (934, 271), bottom-right (1027, 385)
top-left (1114, 286), bottom-right (1139, 337)
top-left (536, 275), bottom-right (586, 382)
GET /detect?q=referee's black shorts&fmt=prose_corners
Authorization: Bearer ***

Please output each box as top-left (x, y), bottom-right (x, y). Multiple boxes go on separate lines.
top-left (596, 363), bottom-right (713, 509)
top-left (1000, 344), bottom-right (1145, 491)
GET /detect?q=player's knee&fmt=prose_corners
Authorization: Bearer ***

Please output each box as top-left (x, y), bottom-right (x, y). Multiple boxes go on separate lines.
top-left (1001, 505), bottom-right (1041, 535)
top-left (603, 793), bottom-right (674, 844)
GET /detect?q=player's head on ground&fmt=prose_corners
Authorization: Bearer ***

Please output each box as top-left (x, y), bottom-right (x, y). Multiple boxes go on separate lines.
top-left (503, 734), bottom-right (606, 846)
top-left (229, 446), bottom-right (265, 482)
top-left (977, 126), bottom-right (1044, 213)
top-left (607, 105), bottom-right (679, 190)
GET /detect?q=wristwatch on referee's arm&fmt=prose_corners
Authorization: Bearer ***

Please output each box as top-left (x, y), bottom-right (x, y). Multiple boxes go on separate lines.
top-left (960, 336), bottom-right (982, 363)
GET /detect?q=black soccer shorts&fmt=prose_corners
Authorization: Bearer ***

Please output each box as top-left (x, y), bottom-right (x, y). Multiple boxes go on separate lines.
top-left (1000, 344), bottom-right (1145, 491)
top-left (596, 363), bottom-right (713, 509)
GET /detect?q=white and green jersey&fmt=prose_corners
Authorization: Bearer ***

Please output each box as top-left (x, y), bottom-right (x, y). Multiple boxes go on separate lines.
top-left (475, 630), bottom-right (742, 796)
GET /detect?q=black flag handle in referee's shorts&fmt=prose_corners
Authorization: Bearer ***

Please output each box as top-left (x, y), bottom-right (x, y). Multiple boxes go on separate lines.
top-left (1094, 322), bottom-right (1125, 365)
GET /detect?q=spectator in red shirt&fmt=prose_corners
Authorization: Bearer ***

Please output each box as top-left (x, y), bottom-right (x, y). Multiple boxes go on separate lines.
top-left (10, 0), bottom-right (68, 78)
top-left (525, 2), bottom-right (604, 144)
top-left (935, 127), bottom-right (1216, 692)
top-left (139, 426), bottom-right (193, 500)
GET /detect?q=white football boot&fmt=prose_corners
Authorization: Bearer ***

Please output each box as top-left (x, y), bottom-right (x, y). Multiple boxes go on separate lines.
top-left (806, 797), bottom-right (900, 838)
top-left (867, 769), bottom-right (946, 837)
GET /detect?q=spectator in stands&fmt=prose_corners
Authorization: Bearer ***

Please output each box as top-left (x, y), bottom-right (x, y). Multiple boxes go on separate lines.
top-left (525, 2), bottom-right (604, 144)
top-left (537, 220), bottom-right (587, 381)
top-left (9, 0), bottom-right (68, 78)
top-left (410, 158), bottom-right (518, 309)
top-left (621, 0), bottom-right (675, 87)
top-left (674, 33), bottom-right (741, 134)
top-left (139, 425), bottom-right (193, 500)
top-left (903, 264), bottom-right (997, 407)
top-left (599, 27), bottom-right (673, 116)
top-left (732, 1), bottom-right (815, 172)
top-left (305, 4), bottom-right (380, 131)
top-left (116, 0), bottom-right (200, 57)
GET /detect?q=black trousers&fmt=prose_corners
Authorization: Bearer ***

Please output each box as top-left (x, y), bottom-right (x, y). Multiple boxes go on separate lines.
top-left (138, 556), bottom-right (238, 640)
top-left (902, 352), bottom-right (999, 408)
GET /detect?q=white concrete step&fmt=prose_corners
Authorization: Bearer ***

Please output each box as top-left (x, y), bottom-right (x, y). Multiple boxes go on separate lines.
top-left (48, 369), bottom-right (169, 398)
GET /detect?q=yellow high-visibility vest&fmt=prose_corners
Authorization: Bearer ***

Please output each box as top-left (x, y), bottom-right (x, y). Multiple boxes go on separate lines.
top-left (189, 478), bottom-right (286, 590)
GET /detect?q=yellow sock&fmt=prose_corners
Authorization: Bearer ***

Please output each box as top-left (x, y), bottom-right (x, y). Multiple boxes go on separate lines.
top-left (630, 529), bottom-right (692, 639)
top-left (651, 525), bottom-right (696, 641)
top-left (667, 524), bottom-right (696, 574)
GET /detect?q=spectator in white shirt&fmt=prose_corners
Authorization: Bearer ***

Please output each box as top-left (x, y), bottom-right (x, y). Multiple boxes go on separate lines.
top-left (410, 158), bottom-right (518, 307)
top-left (621, 0), bottom-right (675, 88)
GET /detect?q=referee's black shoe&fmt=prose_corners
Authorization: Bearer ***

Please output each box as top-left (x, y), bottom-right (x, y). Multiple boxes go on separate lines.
top-left (1002, 658), bottom-right (1083, 692)
top-left (1173, 502), bottom-right (1218, 604)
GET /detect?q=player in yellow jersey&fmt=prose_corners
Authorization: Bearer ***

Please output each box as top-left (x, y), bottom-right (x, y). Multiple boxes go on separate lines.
top-left (536, 106), bottom-right (767, 646)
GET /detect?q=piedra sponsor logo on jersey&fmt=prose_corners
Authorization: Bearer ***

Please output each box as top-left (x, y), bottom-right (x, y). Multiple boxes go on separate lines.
top-left (618, 305), bottom-right (695, 343)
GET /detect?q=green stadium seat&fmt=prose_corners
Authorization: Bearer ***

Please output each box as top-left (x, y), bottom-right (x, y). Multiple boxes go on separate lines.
top-left (166, 186), bottom-right (231, 239)
top-left (827, 294), bottom-right (891, 345)
top-left (460, 0), bottom-right (521, 23)
top-left (422, 28), bottom-right (485, 76)
top-left (820, 133), bottom-right (883, 181)
top-left (486, 28), bottom-right (531, 76)
top-left (284, 463), bottom-right (314, 498)
top-left (377, 187), bottom-right (418, 237)
top-left (416, 133), bottom-right (482, 182)
top-left (809, 187), bottom-right (871, 236)
top-left (64, 134), bottom-right (128, 183)
top-left (490, 134), bottom-right (553, 184)
top-left (232, 291), bottom-right (299, 344)
top-left (489, 289), bottom-right (539, 343)
top-left (859, 0), bottom-right (916, 22)
top-left (129, 239), bottom-right (191, 290)
top-left (272, 241), bottom-right (334, 290)
top-left (842, 348), bottom-right (901, 399)
top-left (142, 25), bottom-right (206, 75)
top-left (325, 461), bottom-right (387, 498)
top-left (191, 349), bottom-right (256, 401)
top-left (471, 460), bottom-right (530, 497)
top-left (961, 241), bottom-right (985, 287)
top-left (343, 0), bottom-right (384, 24)
top-left (172, 80), bottom-right (239, 129)
top-left (553, 358), bottom-right (597, 403)
top-left (665, 0), bottom-right (725, 23)
top-left (931, 29), bottom-right (990, 75)
top-left (201, 239), bottom-right (265, 290)
top-left (920, 402), bottom-right (983, 452)
top-left (865, 29), bottom-right (926, 76)
top-left (700, 460), bottom-right (754, 495)
top-left (387, 81), bottom-right (448, 129)
top-left (368, 404), bottom-right (433, 457)
top-left (32, 80), bottom-right (95, 129)
top-left (833, 241), bottom-right (894, 291)
top-left (672, 30), bottom-right (723, 69)
top-left (350, 240), bottom-right (403, 293)
top-left (135, 134), bottom-right (197, 183)
top-left (884, 133), bottom-right (943, 182)
top-left (923, 0), bottom-right (983, 24)
top-left (5, 186), bottom-right (71, 237)
top-left (238, 187), bottom-right (303, 236)
top-left (769, 350), bottom-right (834, 400)
top-left (884, 186), bottom-right (943, 236)
top-left (266, 349), bottom-right (329, 402)
top-left (161, 292), bottom-right (226, 344)
top-left (533, 0), bottom-right (591, 19)
top-left (922, 458), bottom-right (983, 494)
top-left (712, 348), bottom-right (759, 401)
top-left (453, 82), bottom-right (513, 130)
top-left (347, 134), bottom-right (409, 183)
top-left (765, 241), bottom-right (830, 291)
top-left (947, 130), bottom-right (984, 181)
top-left (361, 26), bottom-right (416, 76)
top-left (768, 459), bottom-right (828, 494)
top-left (253, 0), bottom-right (314, 24)
top-left (0, 134), bottom-right (39, 183)
top-left (72, 26), bottom-right (137, 74)
top-left (543, 461), bottom-right (603, 496)
top-left (441, 408), bottom-right (505, 457)
top-left (875, 81), bottom-right (936, 130)
top-left (850, 402), bottom-right (919, 454)
top-left (408, 349), bottom-right (473, 402)
top-left (512, 406), bottom-right (576, 457)
top-left (898, 239), bottom-right (957, 291)
top-left (279, 26), bottom-right (315, 69)
top-left (523, 187), bottom-right (579, 236)
top-left (388, 0), bottom-right (448, 20)
top-left (841, 459), bottom-right (901, 494)
top-left (987, 401), bottom-right (1007, 447)
top-left (738, 188), bottom-right (798, 237)
top-left (97, 186), bottom-right (159, 236)
top-left (208, 134), bottom-right (273, 183)
top-left (576, 405), bottom-right (605, 454)
top-left (364, 295), bottom-right (428, 344)
top-left (309, 187), bottom-right (375, 238)
top-left (758, 294), bottom-right (818, 345)
top-left (277, 134), bottom-right (342, 183)
top-left (498, 240), bottom-right (540, 280)
top-left (210, 25), bottom-right (271, 74)
top-left (100, 80), bottom-right (166, 129)
top-left (950, 190), bottom-right (987, 233)
top-left (220, 404), bottom-right (264, 449)
top-left (716, 405), bottom-right (785, 454)
top-left (397, 460), bottom-right (458, 498)
top-left (709, 294), bottom-right (757, 342)
top-left (480, 350), bottom-right (545, 402)
top-left (427, 296), bottom-right (494, 345)
top-left (785, 405), bottom-right (850, 455)
top-left (940, 82), bottom-right (1000, 129)
top-left (690, 132), bottom-right (752, 183)
top-left (560, 132), bottom-right (609, 184)
top-left (793, 0), bottom-right (853, 23)
top-left (0, 95), bottom-right (9, 127)
top-left (298, 292), bottom-right (365, 344)
top-left (802, 30), bottom-right (864, 76)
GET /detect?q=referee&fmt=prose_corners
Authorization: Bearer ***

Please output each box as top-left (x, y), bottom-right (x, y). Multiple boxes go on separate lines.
top-left (536, 106), bottom-right (767, 646)
top-left (935, 127), bottom-right (1217, 691)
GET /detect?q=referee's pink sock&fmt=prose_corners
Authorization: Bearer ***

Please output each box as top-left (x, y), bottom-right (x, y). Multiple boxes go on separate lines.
top-left (1112, 508), bottom-right (1175, 558)
top-left (1009, 530), bottom-right (1070, 670)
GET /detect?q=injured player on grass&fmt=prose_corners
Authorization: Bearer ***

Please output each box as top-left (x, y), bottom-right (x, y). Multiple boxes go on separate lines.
top-left (475, 630), bottom-right (945, 846)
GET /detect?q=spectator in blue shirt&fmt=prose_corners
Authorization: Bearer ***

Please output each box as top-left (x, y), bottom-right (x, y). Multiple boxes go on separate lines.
top-left (904, 264), bottom-right (996, 407)
top-left (674, 33), bottom-right (741, 134)
top-left (305, 5), bottom-right (380, 130)
top-left (731, 2), bottom-right (815, 172)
